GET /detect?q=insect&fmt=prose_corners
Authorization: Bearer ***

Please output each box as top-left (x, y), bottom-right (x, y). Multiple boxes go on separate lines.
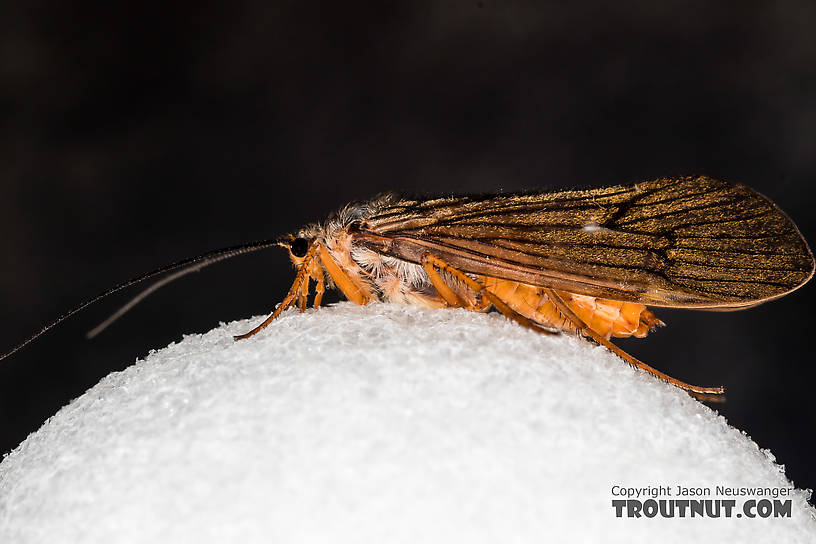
top-left (2, 176), bottom-right (813, 400)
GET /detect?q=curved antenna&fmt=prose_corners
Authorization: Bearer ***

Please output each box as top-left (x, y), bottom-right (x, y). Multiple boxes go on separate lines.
top-left (1, 238), bottom-right (286, 362)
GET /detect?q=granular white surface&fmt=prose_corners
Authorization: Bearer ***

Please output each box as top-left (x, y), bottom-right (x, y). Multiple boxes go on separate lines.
top-left (0, 303), bottom-right (814, 542)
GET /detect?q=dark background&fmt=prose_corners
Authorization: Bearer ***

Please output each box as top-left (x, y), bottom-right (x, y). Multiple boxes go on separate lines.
top-left (1, 1), bottom-right (814, 499)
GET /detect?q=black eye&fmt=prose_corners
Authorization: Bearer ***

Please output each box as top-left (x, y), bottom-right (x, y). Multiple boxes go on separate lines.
top-left (290, 237), bottom-right (309, 258)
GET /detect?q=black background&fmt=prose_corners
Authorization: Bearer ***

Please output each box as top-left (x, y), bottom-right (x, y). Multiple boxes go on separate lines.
top-left (1, 1), bottom-right (815, 499)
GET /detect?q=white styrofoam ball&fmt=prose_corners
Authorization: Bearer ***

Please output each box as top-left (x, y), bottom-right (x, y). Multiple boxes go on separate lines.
top-left (1, 303), bottom-right (814, 542)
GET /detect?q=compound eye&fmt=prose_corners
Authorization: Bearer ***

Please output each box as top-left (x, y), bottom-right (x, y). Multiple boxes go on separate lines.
top-left (290, 237), bottom-right (310, 258)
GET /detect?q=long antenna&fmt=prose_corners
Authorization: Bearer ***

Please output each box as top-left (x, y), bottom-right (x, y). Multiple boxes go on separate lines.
top-left (0, 238), bottom-right (284, 362)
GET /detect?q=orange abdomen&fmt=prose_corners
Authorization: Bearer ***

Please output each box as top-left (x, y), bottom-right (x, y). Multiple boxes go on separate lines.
top-left (480, 278), bottom-right (663, 339)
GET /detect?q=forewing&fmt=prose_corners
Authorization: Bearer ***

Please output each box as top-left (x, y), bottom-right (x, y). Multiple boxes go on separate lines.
top-left (354, 176), bottom-right (814, 308)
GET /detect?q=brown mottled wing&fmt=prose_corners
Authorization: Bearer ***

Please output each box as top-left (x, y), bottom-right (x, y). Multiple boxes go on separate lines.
top-left (354, 176), bottom-right (814, 308)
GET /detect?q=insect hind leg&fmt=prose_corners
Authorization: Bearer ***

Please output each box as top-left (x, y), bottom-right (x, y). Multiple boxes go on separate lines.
top-left (420, 252), bottom-right (723, 400)
top-left (545, 288), bottom-right (725, 400)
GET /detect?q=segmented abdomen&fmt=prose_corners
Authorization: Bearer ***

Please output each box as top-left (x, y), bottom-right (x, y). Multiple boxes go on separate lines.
top-left (480, 278), bottom-right (664, 339)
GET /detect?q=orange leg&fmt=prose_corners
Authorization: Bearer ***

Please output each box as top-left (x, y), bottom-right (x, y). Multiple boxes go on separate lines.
top-left (422, 252), bottom-right (722, 399)
top-left (317, 242), bottom-right (373, 306)
top-left (421, 254), bottom-right (467, 308)
top-left (234, 241), bottom-right (318, 340)
top-left (298, 271), bottom-right (310, 312)
top-left (312, 262), bottom-right (325, 308)
top-left (544, 288), bottom-right (725, 399)
top-left (236, 241), bottom-right (367, 341)
top-left (421, 253), bottom-right (558, 335)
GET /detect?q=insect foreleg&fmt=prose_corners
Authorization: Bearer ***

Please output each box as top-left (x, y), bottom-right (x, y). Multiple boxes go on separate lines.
top-left (298, 270), bottom-right (310, 312)
top-left (420, 253), bottom-right (558, 335)
top-left (234, 243), bottom-right (318, 341)
top-left (311, 262), bottom-right (325, 309)
top-left (545, 288), bottom-right (725, 398)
